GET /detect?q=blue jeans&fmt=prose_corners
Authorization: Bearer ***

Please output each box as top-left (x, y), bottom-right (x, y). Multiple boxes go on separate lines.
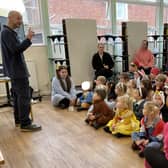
top-left (11, 78), bottom-right (31, 127)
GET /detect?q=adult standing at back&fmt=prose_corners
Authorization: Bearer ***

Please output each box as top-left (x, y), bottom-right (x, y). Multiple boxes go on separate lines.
top-left (0, 10), bottom-right (41, 132)
top-left (92, 43), bottom-right (114, 79)
top-left (133, 40), bottom-right (154, 75)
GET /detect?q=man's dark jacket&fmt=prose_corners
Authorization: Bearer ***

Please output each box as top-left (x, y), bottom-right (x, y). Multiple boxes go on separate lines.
top-left (0, 25), bottom-right (31, 79)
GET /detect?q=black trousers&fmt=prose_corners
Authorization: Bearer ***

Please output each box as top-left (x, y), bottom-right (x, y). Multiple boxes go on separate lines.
top-left (139, 67), bottom-right (151, 75)
top-left (144, 146), bottom-right (168, 168)
top-left (95, 68), bottom-right (113, 79)
top-left (11, 78), bottom-right (31, 127)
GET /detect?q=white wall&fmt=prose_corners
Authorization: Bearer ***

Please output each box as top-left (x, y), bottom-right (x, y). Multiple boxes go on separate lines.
top-left (24, 46), bottom-right (50, 95)
top-left (65, 19), bottom-right (97, 85)
top-left (0, 46), bottom-right (51, 97)
top-left (126, 22), bottom-right (147, 62)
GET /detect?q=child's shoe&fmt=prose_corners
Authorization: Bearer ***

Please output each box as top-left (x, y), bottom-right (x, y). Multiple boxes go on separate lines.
top-left (103, 126), bottom-right (111, 133)
top-left (84, 118), bottom-right (89, 124)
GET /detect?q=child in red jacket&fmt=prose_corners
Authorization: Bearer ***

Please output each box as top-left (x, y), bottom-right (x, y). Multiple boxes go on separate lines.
top-left (144, 122), bottom-right (168, 168)
top-left (131, 101), bottom-right (165, 157)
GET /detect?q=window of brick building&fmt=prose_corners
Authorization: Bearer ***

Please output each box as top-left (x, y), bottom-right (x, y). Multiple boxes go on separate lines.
top-left (0, 0), bottom-right (43, 44)
top-left (164, 0), bottom-right (168, 24)
top-left (23, 0), bottom-right (43, 44)
top-left (116, 2), bottom-right (157, 35)
top-left (48, 0), bottom-right (111, 35)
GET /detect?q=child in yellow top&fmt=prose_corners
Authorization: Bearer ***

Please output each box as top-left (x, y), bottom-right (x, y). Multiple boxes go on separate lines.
top-left (104, 95), bottom-right (140, 137)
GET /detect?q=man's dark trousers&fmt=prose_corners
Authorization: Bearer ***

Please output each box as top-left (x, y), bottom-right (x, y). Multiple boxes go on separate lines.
top-left (11, 78), bottom-right (31, 127)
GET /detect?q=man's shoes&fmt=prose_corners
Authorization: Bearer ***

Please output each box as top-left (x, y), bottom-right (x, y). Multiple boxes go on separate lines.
top-left (15, 123), bottom-right (20, 127)
top-left (20, 124), bottom-right (42, 132)
top-left (15, 121), bottom-right (20, 127)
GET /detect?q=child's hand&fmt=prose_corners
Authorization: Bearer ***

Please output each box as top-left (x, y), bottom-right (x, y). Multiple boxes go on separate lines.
top-left (90, 115), bottom-right (95, 120)
top-left (135, 139), bottom-right (145, 146)
top-left (157, 134), bottom-right (163, 141)
top-left (70, 99), bottom-right (76, 106)
top-left (143, 140), bottom-right (149, 146)
top-left (117, 117), bottom-right (122, 121)
top-left (112, 124), bottom-right (115, 131)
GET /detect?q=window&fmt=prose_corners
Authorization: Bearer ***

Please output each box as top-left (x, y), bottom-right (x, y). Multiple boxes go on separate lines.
top-left (116, 2), bottom-right (157, 35)
top-left (23, 0), bottom-right (43, 44)
top-left (117, 3), bottom-right (128, 20)
top-left (48, 0), bottom-right (111, 35)
top-left (0, 0), bottom-right (43, 44)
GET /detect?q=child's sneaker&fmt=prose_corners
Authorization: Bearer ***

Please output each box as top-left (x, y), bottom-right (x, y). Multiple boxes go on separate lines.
top-left (103, 126), bottom-right (111, 133)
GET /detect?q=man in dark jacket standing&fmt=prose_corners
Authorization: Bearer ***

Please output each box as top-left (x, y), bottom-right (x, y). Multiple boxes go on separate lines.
top-left (0, 10), bottom-right (41, 132)
top-left (92, 43), bottom-right (114, 79)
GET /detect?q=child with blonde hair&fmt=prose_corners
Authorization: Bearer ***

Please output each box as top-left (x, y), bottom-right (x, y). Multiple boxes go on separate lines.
top-left (154, 74), bottom-right (167, 91)
top-left (104, 95), bottom-right (139, 137)
top-left (144, 122), bottom-right (168, 168)
top-left (119, 72), bottom-right (130, 84)
top-left (153, 91), bottom-right (165, 110)
top-left (132, 87), bottom-right (147, 121)
top-left (132, 101), bottom-right (165, 157)
top-left (114, 82), bottom-right (127, 97)
top-left (161, 82), bottom-right (168, 122)
top-left (95, 76), bottom-right (106, 86)
top-left (127, 79), bottom-right (137, 97)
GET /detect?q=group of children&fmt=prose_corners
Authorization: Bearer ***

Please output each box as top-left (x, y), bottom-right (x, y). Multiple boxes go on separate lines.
top-left (51, 64), bottom-right (168, 168)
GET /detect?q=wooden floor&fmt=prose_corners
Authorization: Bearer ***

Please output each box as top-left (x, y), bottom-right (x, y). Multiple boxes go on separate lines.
top-left (0, 97), bottom-right (144, 168)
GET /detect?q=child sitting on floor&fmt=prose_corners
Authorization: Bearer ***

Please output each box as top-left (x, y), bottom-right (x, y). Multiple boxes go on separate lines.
top-left (119, 72), bottom-right (130, 84)
top-left (104, 95), bottom-right (140, 137)
top-left (114, 82), bottom-right (127, 97)
top-left (153, 91), bottom-right (165, 109)
top-left (95, 75), bottom-right (106, 86)
top-left (153, 91), bottom-right (166, 122)
top-left (144, 122), bottom-right (168, 168)
top-left (76, 81), bottom-right (93, 111)
top-left (85, 85), bottom-right (114, 129)
top-left (126, 79), bottom-right (137, 97)
top-left (162, 81), bottom-right (168, 122)
top-left (140, 79), bottom-right (154, 101)
top-left (131, 101), bottom-right (165, 157)
top-left (132, 87), bottom-right (147, 121)
top-left (154, 74), bottom-right (167, 91)
top-left (77, 75), bottom-right (107, 112)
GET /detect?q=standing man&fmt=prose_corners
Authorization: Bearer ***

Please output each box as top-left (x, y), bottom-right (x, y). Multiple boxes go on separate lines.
top-left (92, 43), bottom-right (114, 79)
top-left (0, 10), bottom-right (41, 132)
top-left (133, 40), bottom-right (154, 75)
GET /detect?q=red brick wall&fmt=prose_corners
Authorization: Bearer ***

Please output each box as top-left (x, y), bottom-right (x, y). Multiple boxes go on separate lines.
top-left (128, 4), bottom-right (156, 27)
top-left (48, 1), bottom-right (156, 34)
top-left (48, 0), bottom-right (110, 27)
